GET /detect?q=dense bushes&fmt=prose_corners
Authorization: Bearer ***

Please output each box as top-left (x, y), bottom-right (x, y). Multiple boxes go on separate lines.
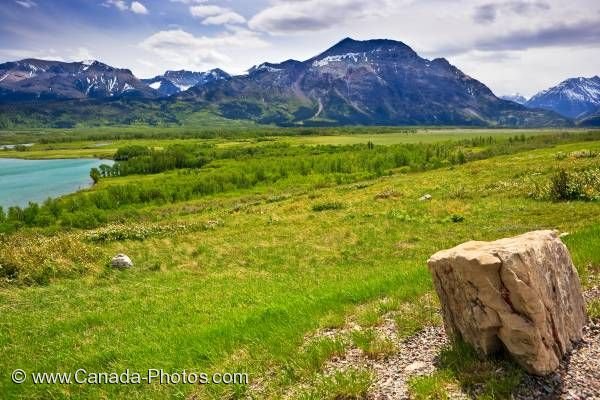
top-left (549, 168), bottom-right (600, 201)
top-left (2, 133), bottom-right (597, 232)
top-left (528, 167), bottom-right (600, 201)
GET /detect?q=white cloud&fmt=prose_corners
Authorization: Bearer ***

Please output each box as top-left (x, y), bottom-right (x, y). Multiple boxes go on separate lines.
top-left (103, 0), bottom-right (148, 14)
top-left (0, 46), bottom-right (95, 63)
top-left (73, 47), bottom-right (94, 61)
top-left (14, 0), bottom-right (37, 8)
top-left (103, 0), bottom-right (128, 11)
top-left (189, 4), bottom-right (246, 25)
top-left (139, 29), bottom-right (267, 71)
top-left (248, 0), bottom-right (392, 34)
top-left (202, 11), bottom-right (246, 25)
top-left (131, 1), bottom-right (149, 14)
top-left (189, 5), bottom-right (228, 18)
top-left (170, 0), bottom-right (207, 3)
top-left (0, 48), bottom-right (65, 62)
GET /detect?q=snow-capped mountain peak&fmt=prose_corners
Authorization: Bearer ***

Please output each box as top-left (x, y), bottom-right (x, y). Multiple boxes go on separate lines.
top-left (143, 68), bottom-right (231, 97)
top-left (0, 58), bottom-right (156, 100)
top-left (526, 76), bottom-right (600, 118)
top-left (500, 93), bottom-right (528, 105)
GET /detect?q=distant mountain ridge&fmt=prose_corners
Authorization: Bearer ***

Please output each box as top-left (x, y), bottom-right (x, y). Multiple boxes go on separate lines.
top-left (0, 59), bottom-right (155, 101)
top-left (526, 76), bottom-right (600, 119)
top-left (578, 106), bottom-right (600, 126)
top-left (142, 69), bottom-right (230, 97)
top-left (0, 38), bottom-right (577, 127)
top-left (501, 94), bottom-right (528, 105)
top-left (180, 38), bottom-right (567, 127)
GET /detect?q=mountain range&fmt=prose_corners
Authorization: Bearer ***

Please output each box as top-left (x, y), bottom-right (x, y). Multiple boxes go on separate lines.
top-left (500, 94), bottom-right (527, 105)
top-left (524, 76), bottom-right (600, 121)
top-left (0, 38), bottom-right (595, 128)
top-left (142, 69), bottom-right (230, 97)
top-left (0, 59), bottom-right (155, 101)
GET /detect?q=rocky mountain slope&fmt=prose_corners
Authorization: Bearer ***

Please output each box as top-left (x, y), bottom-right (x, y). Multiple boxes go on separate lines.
top-left (179, 38), bottom-right (567, 126)
top-left (0, 59), bottom-right (156, 101)
top-left (526, 76), bottom-right (600, 119)
top-left (142, 69), bottom-right (230, 97)
top-left (0, 39), bottom-right (575, 127)
top-left (578, 107), bottom-right (600, 126)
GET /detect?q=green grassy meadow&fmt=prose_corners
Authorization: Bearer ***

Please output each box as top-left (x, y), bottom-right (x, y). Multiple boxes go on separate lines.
top-left (1, 128), bottom-right (600, 399)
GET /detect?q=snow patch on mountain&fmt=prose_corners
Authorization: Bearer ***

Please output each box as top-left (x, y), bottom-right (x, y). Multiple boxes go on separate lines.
top-left (175, 84), bottom-right (192, 91)
top-left (313, 52), bottom-right (365, 67)
top-left (501, 94), bottom-right (528, 105)
top-left (527, 76), bottom-right (600, 118)
top-left (81, 60), bottom-right (95, 71)
top-left (530, 77), bottom-right (600, 104)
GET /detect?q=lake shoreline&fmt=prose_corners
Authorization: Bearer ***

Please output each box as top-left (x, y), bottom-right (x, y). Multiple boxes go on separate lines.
top-left (0, 158), bottom-right (114, 209)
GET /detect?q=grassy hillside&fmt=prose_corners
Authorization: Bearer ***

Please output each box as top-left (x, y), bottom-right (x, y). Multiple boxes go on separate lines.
top-left (1, 129), bottom-right (600, 399)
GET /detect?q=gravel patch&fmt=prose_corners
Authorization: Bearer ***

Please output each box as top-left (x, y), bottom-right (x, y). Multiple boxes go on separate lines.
top-left (514, 285), bottom-right (600, 400)
top-left (247, 284), bottom-right (599, 400)
top-left (319, 314), bottom-right (459, 400)
top-left (367, 324), bottom-right (456, 400)
top-left (314, 285), bottom-right (600, 400)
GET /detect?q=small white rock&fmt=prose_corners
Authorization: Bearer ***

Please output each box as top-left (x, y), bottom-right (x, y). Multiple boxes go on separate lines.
top-left (419, 194), bottom-right (432, 201)
top-left (111, 254), bottom-right (133, 268)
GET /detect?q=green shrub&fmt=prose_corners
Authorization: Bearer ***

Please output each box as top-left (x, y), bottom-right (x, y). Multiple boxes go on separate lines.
top-left (312, 201), bottom-right (344, 212)
top-left (547, 168), bottom-right (600, 201)
top-left (550, 169), bottom-right (573, 201)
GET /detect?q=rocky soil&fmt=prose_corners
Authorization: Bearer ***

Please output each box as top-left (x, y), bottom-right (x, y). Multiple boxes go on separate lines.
top-left (312, 285), bottom-right (600, 399)
top-left (514, 285), bottom-right (600, 400)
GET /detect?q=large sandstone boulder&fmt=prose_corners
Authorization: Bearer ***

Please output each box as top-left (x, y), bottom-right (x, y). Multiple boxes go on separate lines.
top-left (428, 230), bottom-right (586, 375)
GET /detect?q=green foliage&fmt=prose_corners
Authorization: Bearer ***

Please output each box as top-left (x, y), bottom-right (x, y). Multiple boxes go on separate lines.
top-left (3, 130), bottom-right (596, 233)
top-left (282, 338), bottom-right (346, 384)
top-left (298, 368), bottom-right (373, 400)
top-left (562, 224), bottom-right (600, 286)
top-left (537, 168), bottom-right (600, 201)
top-left (86, 220), bottom-right (220, 242)
top-left (90, 167), bottom-right (101, 184)
top-left (351, 329), bottom-right (395, 359)
top-left (588, 299), bottom-right (600, 320)
top-left (2, 131), bottom-right (600, 399)
top-left (0, 232), bottom-right (98, 285)
top-left (312, 201), bottom-right (345, 212)
top-left (550, 169), bottom-right (572, 200)
top-left (442, 214), bottom-right (465, 223)
top-left (409, 341), bottom-right (524, 399)
top-left (395, 295), bottom-right (442, 339)
top-left (408, 373), bottom-right (452, 400)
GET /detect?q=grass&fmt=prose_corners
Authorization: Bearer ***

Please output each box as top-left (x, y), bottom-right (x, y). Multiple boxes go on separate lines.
top-left (395, 294), bottom-right (443, 339)
top-left (409, 341), bottom-right (524, 400)
top-left (0, 127), bottom-right (594, 160)
top-left (1, 129), bottom-right (600, 399)
top-left (296, 368), bottom-right (374, 400)
top-left (350, 329), bottom-right (395, 359)
top-left (311, 201), bottom-right (345, 212)
top-left (588, 299), bottom-right (600, 320)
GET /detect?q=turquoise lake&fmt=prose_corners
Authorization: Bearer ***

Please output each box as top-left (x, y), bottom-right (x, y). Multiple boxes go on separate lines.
top-left (0, 158), bottom-right (111, 208)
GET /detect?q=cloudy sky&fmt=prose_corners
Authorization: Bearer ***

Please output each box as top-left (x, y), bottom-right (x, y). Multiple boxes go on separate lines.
top-left (1, 0), bottom-right (599, 97)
